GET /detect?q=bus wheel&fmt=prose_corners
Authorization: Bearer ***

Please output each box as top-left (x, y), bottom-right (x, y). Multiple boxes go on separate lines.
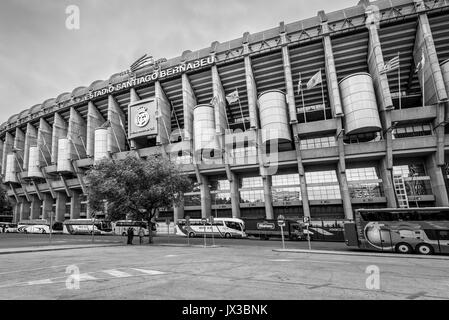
top-left (189, 232), bottom-right (195, 238)
top-left (416, 243), bottom-right (434, 255)
top-left (395, 243), bottom-right (413, 254)
top-left (224, 233), bottom-right (232, 239)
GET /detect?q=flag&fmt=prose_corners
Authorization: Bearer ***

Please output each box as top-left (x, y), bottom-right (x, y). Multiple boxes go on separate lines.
top-left (210, 96), bottom-right (218, 106)
top-left (225, 89), bottom-right (239, 104)
top-left (306, 70), bottom-right (322, 90)
top-left (414, 48), bottom-right (425, 73)
top-left (297, 73), bottom-right (302, 95)
top-left (380, 55), bottom-right (400, 74)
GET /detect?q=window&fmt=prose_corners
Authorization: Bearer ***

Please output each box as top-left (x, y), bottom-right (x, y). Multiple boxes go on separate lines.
top-left (307, 185), bottom-right (341, 200)
top-left (346, 168), bottom-right (378, 181)
top-left (272, 174), bottom-right (300, 186)
top-left (240, 190), bottom-right (264, 203)
top-left (305, 170), bottom-right (338, 184)
top-left (393, 164), bottom-right (426, 177)
top-left (300, 136), bottom-right (336, 150)
top-left (240, 177), bottom-right (263, 189)
top-left (272, 187), bottom-right (301, 202)
top-left (392, 123), bottom-right (432, 139)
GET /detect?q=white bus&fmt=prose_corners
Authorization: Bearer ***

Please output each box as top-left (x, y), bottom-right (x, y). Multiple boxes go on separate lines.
top-left (175, 217), bottom-right (247, 238)
top-left (112, 220), bottom-right (151, 236)
top-left (18, 220), bottom-right (63, 234)
top-left (63, 219), bottom-right (112, 235)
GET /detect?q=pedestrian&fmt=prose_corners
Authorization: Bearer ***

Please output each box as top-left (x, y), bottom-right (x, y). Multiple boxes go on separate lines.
top-left (138, 227), bottom-right (145, 245)
top-left (127, 227), bottom-right (134, 245)
top-left (1, 224), bottom-right (5, 233)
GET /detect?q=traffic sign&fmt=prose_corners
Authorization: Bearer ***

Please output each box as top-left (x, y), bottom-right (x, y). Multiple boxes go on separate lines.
top-left (303, 216), bottom-right (310, 223)
top-left (165, 218), bottom-right (171, 225)
top-left (277, 215), bottom-right (285, 227)
top-left (201, 218), bottom-right (207, 224)
top-left (208, 216), bottom-right (214, 224)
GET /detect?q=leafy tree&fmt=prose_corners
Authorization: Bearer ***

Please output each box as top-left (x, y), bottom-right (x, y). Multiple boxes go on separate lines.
top-left (0, 183), bottom-right (12, 215)
top-left (85, 155), bottom-right (192, 243)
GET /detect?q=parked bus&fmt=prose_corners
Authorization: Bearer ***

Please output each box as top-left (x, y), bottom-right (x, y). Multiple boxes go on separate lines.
top-left (175, 218), bottom-right (247, 238)
top-left (344, 207), bottom-right (449, 255)
top-left (18, 220), bottom-right (63, 234)
top-left (242, 218), bottom-right (345, 241)
top-left (112, 220), bottom-right (152, 236)
top-left (63, 219), bottom-right (112, 235)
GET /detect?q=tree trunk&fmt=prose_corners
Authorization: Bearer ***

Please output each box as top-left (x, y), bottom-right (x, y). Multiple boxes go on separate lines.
top-left (148, 218), bottom-right (154, 244)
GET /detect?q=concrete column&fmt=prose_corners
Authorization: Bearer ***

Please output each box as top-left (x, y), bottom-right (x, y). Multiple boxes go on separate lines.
top-left (23, 123), bottom-right (38, 172)
top-left (55, 192), bottom-right (67, 222)
top-left (37, 118), bottom-right (53, 165)
top-left (379, 157), bottom-right (397, 208)
top-left (14, 127), bottom-right (25, 170)
top-left (321, 22), bottom-right (344, 117)
top-left (1, 132), bottom-right (13, 176)
top-left (68, 107), bottom-right (87, 159)
top-left (129, 88), bottom-right (140, 150)
top-left (51, 113), bottom-right (68, 164)
top-left (107, 95), bottom-right (126, 154)
top-left (12, 201), bottom-right (20, 223)
top-left (426, 153), bottom-right (449, 206)
top-left (211, 64), bottom-right (228, 134)
top-left (30, 195), bottom-right (41, 219)
top-left (337, 161), bottom-right (353, 220)
top-left (230, 172), bottom-right (241, 218)
top-left (86, 101), bottom-right (105, 157)
top-left (262, 175), bottom-right (274, 220)
top-left (182, 73), bottom-right (197, 141)
top-left (41, 194), bottom-right (53, 219)
top-left (86, 204), bottom-right (92, 219)
top-left (242, 33), bottom-right (259, 129)
top-left (200, 175), bottom-right (211, 218)
top-left (19, 199), bottom-right (31, 221)
top-left (155, 81), bottom-right (172, 145)
top-left (366, 9), bottom-right (394, 112)
top-left (279, 27), bottom-right (297, 123)
top-left (292, 127), bottom-right (311, 218)
top-left (70, 191), bottom-right (81, 219)
top-left (173, 200), bottom-right (184, 224)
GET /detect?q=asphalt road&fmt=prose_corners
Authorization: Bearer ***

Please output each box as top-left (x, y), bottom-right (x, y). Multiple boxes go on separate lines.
top-left (0, 232), bottom-right (347, 251)
top-left (0, 243), bottom-right (448, 300)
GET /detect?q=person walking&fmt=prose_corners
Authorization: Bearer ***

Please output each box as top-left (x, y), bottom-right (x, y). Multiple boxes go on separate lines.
top-left (127, 227), bottom-right (134, 245)
top-left (2, 224), bottom-right (5, 233)
top-left (138, 227), bottom-right (145, 245)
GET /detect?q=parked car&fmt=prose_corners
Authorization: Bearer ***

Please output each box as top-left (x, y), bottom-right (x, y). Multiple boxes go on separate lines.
top-left (4, 223), bottom-right (18, 233)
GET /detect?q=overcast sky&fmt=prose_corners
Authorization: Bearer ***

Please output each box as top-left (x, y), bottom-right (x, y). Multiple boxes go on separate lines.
top-left (0, 0), bottom-right (355, 124)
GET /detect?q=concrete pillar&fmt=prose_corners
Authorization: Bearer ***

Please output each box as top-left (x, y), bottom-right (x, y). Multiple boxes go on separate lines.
top-left (262, 175), bottom-right (274, 220)
top-left (37, 118), bottom-right (53, 165)
top-left (155, 81), bottom-right (172, 145)
top-left (55, 192), bottom-right (67, 222)
top-left (86, 101), bottom-right (105, 157)
top-left (23, 123), bottom-right (38, 172)
top-left (41, 194), bottom-right (53, 219)
top-left (13, 127), bottom-right (25, 170)
top-left (292, 127), bottom-right (311, 218)
top-left (173, 201), bottom-right (184, 224)
top-left (1, 132), bottom-right (13, 176)
top-left (211, 64), bottom-right (228, 134)
top-left (70, 191), bottom-right (81, 219)
top-left (19, 199), bottom-right (31, 221)
top-left (182, 73), bottom-right (197, 141)
top-left (107, 95), bottom-right (126, 154)
top-left (426, 153), bottom-right (449, 206)
top-left (242, 33), bottom-right (259, 129)
top-left (366, 9), bottom-right (394, 111)
top-left (321, 22), bottom-right (344, 117)
top-left (30, 195), bottom-right (41, 219)
top-left (86, 204), bottom-right (92, 219)
top-left (68, 107), bottom-right (87, 159)
top-left (379, 157), bottom-right (397, 208)
top-left (12, 201), bottom-right (20, 223)
top-left (279, 27), bottom-right (297, 123)
top-left (51, 113), bottom-right (68, 164)
top-left (230, 172), bottom-right (241, 218)
top-left (337, 161), bottom-right (353, 220)
top-left (200, 175), bottom-right (211, 218)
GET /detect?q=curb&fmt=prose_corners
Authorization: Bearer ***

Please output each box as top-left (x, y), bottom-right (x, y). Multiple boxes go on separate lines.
top-left (0, 243), bottom-right (123, 255)
top-left (272, 248), bottom-right (449, 260)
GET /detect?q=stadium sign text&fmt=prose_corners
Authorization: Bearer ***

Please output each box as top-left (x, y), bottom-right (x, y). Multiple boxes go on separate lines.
top-left (85, 56), bottom-right (215, 100)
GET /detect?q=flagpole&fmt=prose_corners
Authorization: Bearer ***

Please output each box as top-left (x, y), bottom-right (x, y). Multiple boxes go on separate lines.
top-left (300, 78), bottom-right (306, 123)
top-left (398, 52), bottom-right (401, 110)
top-left (422, 52), bottom-right (425, 108)
top-left (236, 89), bottom-right (247, 131)
top-left (320, 68), bottom-right (326, 120)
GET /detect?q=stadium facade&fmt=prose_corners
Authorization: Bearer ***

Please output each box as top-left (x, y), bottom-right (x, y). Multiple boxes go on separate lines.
top-left (1, 0), bottom-right (449, 224)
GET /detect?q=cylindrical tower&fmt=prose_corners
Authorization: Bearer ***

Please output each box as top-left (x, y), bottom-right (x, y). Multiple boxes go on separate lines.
top-left (193, 104), bottom-right (220, 157)
top-left (28, 146), bottom-right (44, 178)
top-left (339, 72), bottom-right (382, 135)
top-left (94, 128), bottom-right (110, 162)
top-left (257, 90), bottom-right (291, 145)
top-left (57, 138), bottom-right (74, 172)
top-left (4, 154), bottom-right (18, 183)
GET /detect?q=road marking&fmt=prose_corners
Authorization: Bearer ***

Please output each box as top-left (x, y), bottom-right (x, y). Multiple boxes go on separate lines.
top-left (0, 265), bottom-right (77, 275)
top-left (131, 268), bottom-right (165, 275)
top-left (269, 259), bottom-right (292, 262)
top-left (164, 254), bottom-right (178, 257)
top-left (76, 273), bottom-right (98, 281)
top-left (27, 279), bottom-right (53, 285)
top-left (102, 269), bottom-right (132, 278)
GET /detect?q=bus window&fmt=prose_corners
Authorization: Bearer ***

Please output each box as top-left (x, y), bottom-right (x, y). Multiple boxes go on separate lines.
top-left (438, 230), bottom-right (449, 240)
top-left (225, 221), bottom-right (242, 231)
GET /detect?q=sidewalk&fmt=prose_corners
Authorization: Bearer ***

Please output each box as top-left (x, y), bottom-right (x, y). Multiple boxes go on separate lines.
top-left (273, 248), bottom-right (449, 260)
top-left (0, 243), bottom-right (122, 255)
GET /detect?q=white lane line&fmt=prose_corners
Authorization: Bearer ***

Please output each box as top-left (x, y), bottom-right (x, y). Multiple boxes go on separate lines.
top-left (27, 279), bottom-right (53, 285)
top-left (131, 268), bottom-right (165, 275)
top-left (77, 273), bottom-right (98, 281)
top-left (102, 269), bottom-right (132, 278)
top-left (0, 264), bottom-right (78, 275)
top-left (164, 255), bottom-right (178, 257)
top-left (269, 259), bottom-right (292, 262)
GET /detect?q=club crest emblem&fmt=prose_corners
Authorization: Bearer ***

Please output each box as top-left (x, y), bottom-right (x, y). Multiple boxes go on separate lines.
top-left (135, 106), bottom-right (150, 127)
